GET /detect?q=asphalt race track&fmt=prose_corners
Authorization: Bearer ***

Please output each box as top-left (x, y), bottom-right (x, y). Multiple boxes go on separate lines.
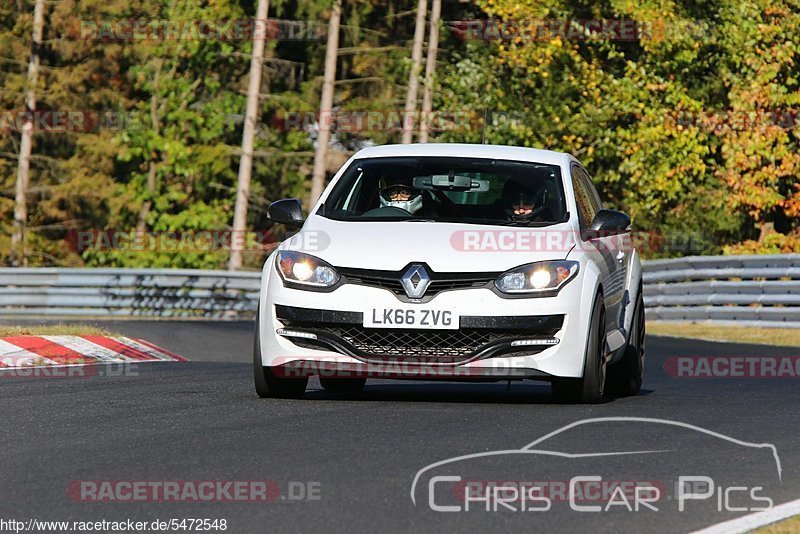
top-left (1, 321), bottom-right (798, 533)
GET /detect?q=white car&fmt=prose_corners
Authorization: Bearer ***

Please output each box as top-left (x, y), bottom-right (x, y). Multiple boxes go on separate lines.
top-left (254, 143), bottom-right (644, 403)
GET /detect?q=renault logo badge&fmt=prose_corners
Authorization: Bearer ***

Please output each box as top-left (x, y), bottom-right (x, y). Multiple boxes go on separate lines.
top-left (401, 264), bottom-right (431, 299)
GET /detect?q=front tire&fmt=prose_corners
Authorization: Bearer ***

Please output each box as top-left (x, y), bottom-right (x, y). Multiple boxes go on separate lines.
top-left (552, 292), bottom-right (607, 404)
top-left (253, 313), bottom-right (308, 399)
top-left (607, 289), bottom-right (645, 397)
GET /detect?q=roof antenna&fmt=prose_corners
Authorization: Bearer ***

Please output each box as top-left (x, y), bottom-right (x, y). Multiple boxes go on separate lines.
top-left (482, 109), bottom-right (488, 144)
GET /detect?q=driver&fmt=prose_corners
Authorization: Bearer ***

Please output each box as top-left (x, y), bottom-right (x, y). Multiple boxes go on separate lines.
top-left (378, 178), bottom-right (424, 214)
top-left (503, 178), bottom-right (547, 222)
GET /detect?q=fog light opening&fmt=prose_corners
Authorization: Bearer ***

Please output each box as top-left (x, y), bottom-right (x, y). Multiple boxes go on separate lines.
top-left (276, 328), bottom-right (318, 340)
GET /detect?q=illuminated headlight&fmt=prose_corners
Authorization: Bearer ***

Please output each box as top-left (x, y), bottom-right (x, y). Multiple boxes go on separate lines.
top-left (495, 261), bottom-right (579, 294)
top-left (276, 251), bottom-right (339, 288)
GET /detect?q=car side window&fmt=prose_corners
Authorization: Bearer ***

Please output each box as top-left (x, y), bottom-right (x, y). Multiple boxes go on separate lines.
top-left (581, 169), bottom-right (603, 213)
top-left (571, 165), bottom-right (597, 229)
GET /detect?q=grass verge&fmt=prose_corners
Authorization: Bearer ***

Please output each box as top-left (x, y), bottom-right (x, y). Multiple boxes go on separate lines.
top-left (0, 323), bottom-right (119, 337)
top-left (647, 321), bottom-right (800, 348)
top-left (755, 515), bottom-right (800, 533)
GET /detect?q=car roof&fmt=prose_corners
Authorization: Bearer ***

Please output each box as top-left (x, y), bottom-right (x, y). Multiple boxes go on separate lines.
top-left (351, 143), bottom-right (574, 167)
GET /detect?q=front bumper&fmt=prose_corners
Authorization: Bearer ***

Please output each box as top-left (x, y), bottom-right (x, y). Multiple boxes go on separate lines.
top-left (258, 260), bottom-right (594, 380)
top-left (275, 304), bottom-right (563, 364)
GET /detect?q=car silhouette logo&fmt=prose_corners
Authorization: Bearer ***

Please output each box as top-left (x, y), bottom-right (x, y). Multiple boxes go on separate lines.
top-left (410, 417), bottom-right (783, 506)
top-left (401, 264), bottom-right (431, 299)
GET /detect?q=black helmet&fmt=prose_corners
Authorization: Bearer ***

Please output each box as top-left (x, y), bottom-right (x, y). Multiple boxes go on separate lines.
top-left (503, 178), bottom-right (546, 222)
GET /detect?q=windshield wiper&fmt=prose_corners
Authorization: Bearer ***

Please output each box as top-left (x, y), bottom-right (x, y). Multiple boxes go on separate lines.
top-left (494, 212), bottom-right (570, 227)
top-left (432, 217), bottom-right (498, 225)
top-left (427, 217), bottom-right (559, 227)
top-left (494, 220), bottom-right (561, 227)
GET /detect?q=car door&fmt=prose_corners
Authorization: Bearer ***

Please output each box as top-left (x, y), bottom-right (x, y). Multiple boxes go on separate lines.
top-left (570, 164), bottom-right (625, 331)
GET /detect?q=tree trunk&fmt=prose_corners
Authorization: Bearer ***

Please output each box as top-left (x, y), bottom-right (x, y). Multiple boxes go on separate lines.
top-left (401, 0), bottom-right (427, 144)
top-left (418, 0), bottom-right (441, 144)
top-left (757, 221), bottom-right (774, 242)
top-left (11, 0), bottom-right (45, 266)
top-left (309, 0), bottom-right (342, 207)
top-left (137, 59), bottom-right (162, 233)
top-left (229, 0), bottom-right (270, 271)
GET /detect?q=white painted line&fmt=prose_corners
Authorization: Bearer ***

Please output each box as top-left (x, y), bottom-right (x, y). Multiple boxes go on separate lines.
top-left (0, 339), bottom-right (57, 367)
top-left (40, 335), bottom-right (134, 362)
top-left (691, 497), bottom-right (800, 534)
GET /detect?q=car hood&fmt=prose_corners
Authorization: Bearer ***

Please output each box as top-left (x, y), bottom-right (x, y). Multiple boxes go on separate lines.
top-left (279, 217), bottom-right (576, 272)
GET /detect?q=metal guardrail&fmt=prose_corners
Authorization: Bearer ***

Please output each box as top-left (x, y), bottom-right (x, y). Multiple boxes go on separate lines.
top-left (0, 268), bottom-right (261, 318)
top-left (1, 255), bottom-right (799, 326)
top-left (643, 254), bottom-right (800, 328)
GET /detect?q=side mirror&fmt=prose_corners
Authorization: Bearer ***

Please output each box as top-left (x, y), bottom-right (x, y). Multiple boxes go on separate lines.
top-left (584, 209), bottom-right (631, 239)
top-left (267, 198), bottom-right (304, 227)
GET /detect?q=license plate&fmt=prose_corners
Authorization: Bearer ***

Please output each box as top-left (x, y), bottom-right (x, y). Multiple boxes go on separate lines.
top-left (364, 307), bottom-right (459, 330)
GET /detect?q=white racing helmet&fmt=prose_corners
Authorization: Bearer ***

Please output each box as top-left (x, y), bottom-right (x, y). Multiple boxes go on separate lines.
top-left (379, 183), bottom-right (423, 214)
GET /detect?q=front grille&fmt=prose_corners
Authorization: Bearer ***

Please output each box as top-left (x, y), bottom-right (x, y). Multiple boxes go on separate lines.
top-left (284, 322), bottom-right (560, 364)
top-left (338, 266), bottom-right (497, 300)
top-left (327, 326), bottom-right (499, 361)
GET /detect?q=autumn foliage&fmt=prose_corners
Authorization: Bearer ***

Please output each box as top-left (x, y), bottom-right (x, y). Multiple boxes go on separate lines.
top-left (1, 0), bottom-right (798, 267)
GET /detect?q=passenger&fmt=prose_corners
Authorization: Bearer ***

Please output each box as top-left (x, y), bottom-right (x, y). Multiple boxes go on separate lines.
top-left (503, 178), bottom-right (549, 222)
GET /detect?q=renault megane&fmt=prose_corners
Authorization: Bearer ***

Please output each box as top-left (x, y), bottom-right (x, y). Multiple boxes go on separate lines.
top-left (254, 144), bottom-right (644, 403)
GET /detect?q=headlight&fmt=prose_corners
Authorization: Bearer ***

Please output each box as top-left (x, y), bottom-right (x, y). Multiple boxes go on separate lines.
top-left (495, 260), bottom-right (579, 294)
top-left (275, 251), bottom-right (339, 288)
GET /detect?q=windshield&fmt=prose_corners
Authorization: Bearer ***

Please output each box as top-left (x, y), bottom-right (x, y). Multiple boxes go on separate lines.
top-left (320, 156), bottom-right (567, 226)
